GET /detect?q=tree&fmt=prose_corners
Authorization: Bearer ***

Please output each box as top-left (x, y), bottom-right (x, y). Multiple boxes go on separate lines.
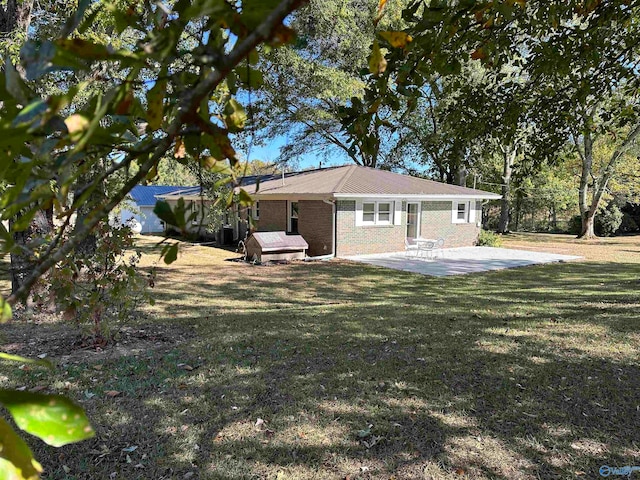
top-left (255, 0), bottom-right (407, 168)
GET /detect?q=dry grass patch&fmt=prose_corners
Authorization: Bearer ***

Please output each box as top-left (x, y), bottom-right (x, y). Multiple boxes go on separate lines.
top-left (0, 233), bottom-right (639, 479)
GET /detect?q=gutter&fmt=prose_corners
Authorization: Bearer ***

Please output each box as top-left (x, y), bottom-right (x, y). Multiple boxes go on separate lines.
top-left (332, 193), bottom-right (502, 200)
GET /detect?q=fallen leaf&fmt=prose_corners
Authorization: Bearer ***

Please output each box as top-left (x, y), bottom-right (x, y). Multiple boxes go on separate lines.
top-left (105, 390), bottom-right (121, 397)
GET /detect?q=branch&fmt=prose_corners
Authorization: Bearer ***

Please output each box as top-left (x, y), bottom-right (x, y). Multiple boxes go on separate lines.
top-left (7, 0), bottom-right (305, 305)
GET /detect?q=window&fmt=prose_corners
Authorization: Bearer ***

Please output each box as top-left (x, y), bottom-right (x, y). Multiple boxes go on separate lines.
top-left (253, 201), bottom-right (260, 220)
top-left (457, 202), bottom-right (467, 221)
top-left (363, 203), bottom-right (375, 223)
top-left (360, 201), bottom-right (393, 226)
top-left (378, 202), bottom-right (391, 224)
top-left (452, 201), bottom-right (475, 224)
top-left (289, 201), bottom-right (299, 233)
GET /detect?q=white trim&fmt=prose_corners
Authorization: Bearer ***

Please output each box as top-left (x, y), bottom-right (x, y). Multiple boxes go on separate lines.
top-left (287, 200), bottom-right (299, 232)
top-left (393, 201), bottom-right (402, 226)
top-left (452, 200), bottom-right (473, 224)
top-left (355, 200), bottom-right (364, 226)
top-left (406, 202), bottom-right (421, 239)
top-left (334, 193), bottom-right (501, 200)
top-left (357, 200), bottom-right (394, 226)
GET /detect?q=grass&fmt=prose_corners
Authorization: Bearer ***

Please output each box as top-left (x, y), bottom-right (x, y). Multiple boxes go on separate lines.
top-left (1, 233), bottom-right (640, 479)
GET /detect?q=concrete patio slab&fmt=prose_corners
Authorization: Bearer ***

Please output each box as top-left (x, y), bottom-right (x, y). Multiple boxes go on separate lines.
top-left (345, 246), bottom-right (582, 277)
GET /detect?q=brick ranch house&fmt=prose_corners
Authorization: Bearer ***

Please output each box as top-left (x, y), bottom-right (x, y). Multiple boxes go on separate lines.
top-left (242, 165), bottom-right (501, 257)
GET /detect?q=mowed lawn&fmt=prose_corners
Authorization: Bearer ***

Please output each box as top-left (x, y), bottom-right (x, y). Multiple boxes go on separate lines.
top-left (1, 233), bottom-right (640, 479)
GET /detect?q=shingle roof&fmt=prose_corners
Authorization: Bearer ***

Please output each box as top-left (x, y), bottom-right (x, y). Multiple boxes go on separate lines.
top-left (128, 185), bottom-right (198, 206)
top-left (242, 165), bottom-right (500, 198)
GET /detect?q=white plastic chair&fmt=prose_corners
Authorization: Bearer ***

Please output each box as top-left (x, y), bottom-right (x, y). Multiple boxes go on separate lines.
top-left (405, 238), bottom-right (419, 258)
top-left (418, 240), bottom-right (436, 260)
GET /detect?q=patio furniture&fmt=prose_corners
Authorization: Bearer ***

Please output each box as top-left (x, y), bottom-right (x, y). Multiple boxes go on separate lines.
top-left (434, 237), bottom-right (445, 258)
top-left (416, 238), bottom-right (437, 260)
top-left (405, 238), bottom-right (419, 257)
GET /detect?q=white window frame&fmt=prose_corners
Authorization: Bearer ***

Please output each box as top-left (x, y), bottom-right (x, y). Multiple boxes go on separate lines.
top-left (451, 200), bottom-right (476, 224)
top-left (359, 200), bottom-right (394, 226)
top-left (253, 201), bottom-right (259, 220)
top-left (362, 202), bottom-right (376, 224)
top-left (287, 200), bottom-right (299, 233)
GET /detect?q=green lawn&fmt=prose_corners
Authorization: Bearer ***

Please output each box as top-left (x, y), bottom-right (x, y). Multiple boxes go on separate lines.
top-left (1, 234), bottom-right (640, 479)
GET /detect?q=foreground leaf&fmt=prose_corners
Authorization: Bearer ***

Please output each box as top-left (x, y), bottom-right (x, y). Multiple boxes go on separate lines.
top-left (0, 298), bottom-right (11, 323)
top-left (0, 417), bottom-right (43, 480)
top-left (0, 391), bottom-right (94, 447)
top-left (368, 40), bottom-right (387, 75)
top-left (0, 353), bottom-right (51, 369)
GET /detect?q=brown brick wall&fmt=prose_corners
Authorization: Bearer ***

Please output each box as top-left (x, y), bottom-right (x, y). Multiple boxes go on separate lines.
top-left (420, 201), bottom-right (481, 248)
top-left (336, 200), bottom-right (406, 256)
top-left (336, 199), bottom-right (481, 256)
top-left (297, 201), bottom-right (334, 256)
top-left (256, 200), bottom-right (287, 231)
top-left (255, 200), bottom-right (334, 257)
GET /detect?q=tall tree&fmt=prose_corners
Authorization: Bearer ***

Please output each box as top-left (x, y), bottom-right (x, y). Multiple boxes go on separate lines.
top-left (255, 0), bottom-right (406, 168)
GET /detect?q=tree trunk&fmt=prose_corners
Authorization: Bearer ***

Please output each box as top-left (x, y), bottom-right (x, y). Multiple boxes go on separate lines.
top-left (454, 165), bottom-right (467, 186)
top-left (0, 0), bottom-right (34, 36)
top-left (577, 128), bottom-right (596, 239)
top-left (497, 147), bottom-right (516, 234)
top-left (580, 211), bottom-right (596, 238)
top-left (10, 209), bottom-right (53, 306)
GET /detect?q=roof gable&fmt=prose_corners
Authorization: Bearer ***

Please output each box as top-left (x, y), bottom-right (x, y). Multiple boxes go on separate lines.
top-left (128, 185), bottom-right (198, 206)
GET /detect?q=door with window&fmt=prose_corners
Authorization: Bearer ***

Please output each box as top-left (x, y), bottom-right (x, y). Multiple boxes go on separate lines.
top-left (406, 202), bottom-right (420, 239)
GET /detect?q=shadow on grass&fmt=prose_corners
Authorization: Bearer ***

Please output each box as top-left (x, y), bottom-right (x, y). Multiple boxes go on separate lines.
top-left (4, 259), bottom-right (640, 479)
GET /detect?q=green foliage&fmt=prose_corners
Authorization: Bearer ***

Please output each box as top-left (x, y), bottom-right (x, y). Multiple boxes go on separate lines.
top-left (48, 222), bottom-right (154, 343)
top-left (0, 0), bottom-right (300, 304)
top-left (0, 391), bottom-right (94, 448)
top-left (0, 358), bottom-right (94, 480)
top-left (568, 215), bottom-right (583, 236)
top-left (619, 213), bottom-right (639, 234)
top-left (596, 204), bottom-right (624, 237)
top-left (476, 229), bottom-right (502, 247)
top-left (255, 0), bottom-right (408, 167)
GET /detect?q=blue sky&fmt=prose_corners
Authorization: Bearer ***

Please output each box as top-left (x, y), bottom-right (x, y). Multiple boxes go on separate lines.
top-left (243, 136), bottom-right (349, 170)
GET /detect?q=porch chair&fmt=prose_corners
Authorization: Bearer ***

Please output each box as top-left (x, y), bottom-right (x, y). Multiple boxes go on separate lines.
top-left (405, 238), bottom-right (419, 257)
top-left (417, 240), bottom-right (436, 260)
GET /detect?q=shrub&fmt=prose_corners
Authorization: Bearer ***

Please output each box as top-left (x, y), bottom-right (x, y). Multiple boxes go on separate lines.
top-left (476, 230), bottom-right (503, 247)
top-left (595, 204), bottom-right (623, 237)
top-left (618, 213), bottom-right (639, 234)
top-left (568, 215), bottom-right (582, 235)
top-left (48, 222), bottom-right (154, 345)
